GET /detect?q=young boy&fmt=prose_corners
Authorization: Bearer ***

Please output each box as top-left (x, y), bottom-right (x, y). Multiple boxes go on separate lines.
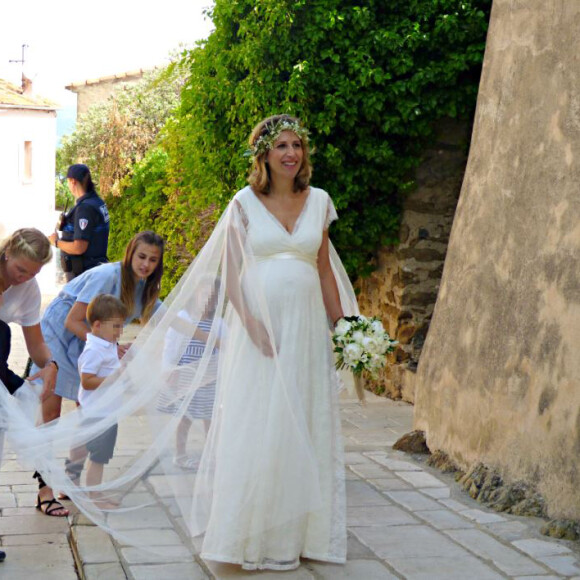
top-left (77, 293), bottom-right (127, 509)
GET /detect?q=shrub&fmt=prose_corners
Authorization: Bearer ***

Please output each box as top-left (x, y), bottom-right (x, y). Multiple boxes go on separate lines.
top-left (76, 0), bottom-right (492, 292)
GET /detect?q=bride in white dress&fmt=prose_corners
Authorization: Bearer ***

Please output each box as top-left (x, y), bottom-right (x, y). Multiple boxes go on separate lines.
top-left (197, 115), bottom-right (356, 569)
top-left (0, 114), bottom-right (359, 571)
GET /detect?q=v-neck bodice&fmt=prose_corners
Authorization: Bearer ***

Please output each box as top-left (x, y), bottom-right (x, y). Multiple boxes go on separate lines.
top-left (251, 189), bottom-right (312, 236)
top-left (235, 186), bottom-right (336, 263)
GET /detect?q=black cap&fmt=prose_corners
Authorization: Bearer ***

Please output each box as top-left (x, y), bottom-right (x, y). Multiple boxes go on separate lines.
top-left (66, 164), bottom-right (90, 182)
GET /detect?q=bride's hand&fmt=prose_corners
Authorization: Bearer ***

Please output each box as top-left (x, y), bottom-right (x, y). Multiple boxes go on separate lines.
top-left (245, 316), bottom-right (275, 358)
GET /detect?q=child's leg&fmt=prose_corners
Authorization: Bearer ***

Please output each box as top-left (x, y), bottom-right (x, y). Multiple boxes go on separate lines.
top-left (176, 416), bottom-right (193, 458)
top-left (59, 415), bottom-right (89, 499)
top-left (59, 448), bottom-right (87, 499)
top-left (85, 424), bottom-right (119, 508)
top-left (62, 403), bottom-right (87, 489)
top-left (86, 459), bottom-right (104, 488)
top-left (86, 460), bottom-right (120, 509)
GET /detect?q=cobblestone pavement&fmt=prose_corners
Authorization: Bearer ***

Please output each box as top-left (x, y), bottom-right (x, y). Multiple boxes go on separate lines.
top-left (1, 272), bottom-right (579, 579)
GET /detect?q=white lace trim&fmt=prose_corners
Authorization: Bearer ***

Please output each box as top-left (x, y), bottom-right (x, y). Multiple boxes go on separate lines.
top-left (201, 551), bottom-right (346, 571)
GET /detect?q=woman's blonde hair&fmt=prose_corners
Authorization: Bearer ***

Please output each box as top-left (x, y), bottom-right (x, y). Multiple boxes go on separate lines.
top-left (248, 114), bottom-right (312, 195)
top-left (0, 228), bottom-right (52, 265)
top-left (120, 231), bottom-right (164, 323)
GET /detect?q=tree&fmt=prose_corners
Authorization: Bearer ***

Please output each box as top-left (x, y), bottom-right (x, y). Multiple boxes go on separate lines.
top-left (57, 66), bottom-right (186, 197)
top-left (108, 0), bottom-right (492, 291)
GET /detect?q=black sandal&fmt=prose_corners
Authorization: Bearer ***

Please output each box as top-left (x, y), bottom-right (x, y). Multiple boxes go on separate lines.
top-left (33, 471), bottom-right (69, 517)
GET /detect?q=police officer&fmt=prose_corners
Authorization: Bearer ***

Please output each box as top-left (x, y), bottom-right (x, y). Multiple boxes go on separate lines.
top-left (49, 164), bottom-right (109, 281)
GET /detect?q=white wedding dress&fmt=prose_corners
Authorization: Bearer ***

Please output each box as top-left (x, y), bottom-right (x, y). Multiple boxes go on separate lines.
top-left (0, 186), bottom-right (358, 571)
top-left (198, 186), bottom-right (347, 569)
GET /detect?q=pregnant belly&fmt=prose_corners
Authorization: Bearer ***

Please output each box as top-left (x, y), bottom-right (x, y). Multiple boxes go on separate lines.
top-left (252, 259), bottom-right (320, 303)
top-left (241, 258), bottom-right (324, 330)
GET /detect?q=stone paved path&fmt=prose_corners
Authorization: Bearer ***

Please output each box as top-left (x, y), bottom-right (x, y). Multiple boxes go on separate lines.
top-left (1, 269), bottom-right (579, 579)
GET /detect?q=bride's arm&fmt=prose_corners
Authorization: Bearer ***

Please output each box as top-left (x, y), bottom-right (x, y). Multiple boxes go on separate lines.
top-left (225, 201), bottom-right (274, 357)
top-left (318, 229), bottom-right (344, 326)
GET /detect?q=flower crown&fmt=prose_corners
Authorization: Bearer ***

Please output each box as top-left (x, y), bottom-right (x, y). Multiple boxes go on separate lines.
top-left (245, 119), bottom-right (309, 161)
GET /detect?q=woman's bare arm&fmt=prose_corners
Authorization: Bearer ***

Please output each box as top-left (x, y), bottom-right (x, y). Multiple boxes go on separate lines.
top-left (317, 230), bottom-right (343, 326)
top-left (22, 324), bottom-right (57, 401)
top-left (64, 301), bottom-right (90, 341)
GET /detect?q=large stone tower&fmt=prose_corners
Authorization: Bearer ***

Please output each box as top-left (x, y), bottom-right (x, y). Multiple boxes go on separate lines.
top-left (414, 0), bottom-right (580, 519)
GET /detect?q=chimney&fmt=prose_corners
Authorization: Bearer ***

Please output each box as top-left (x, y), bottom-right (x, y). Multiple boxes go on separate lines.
top-left (22, 74), bottom-right (32, 96)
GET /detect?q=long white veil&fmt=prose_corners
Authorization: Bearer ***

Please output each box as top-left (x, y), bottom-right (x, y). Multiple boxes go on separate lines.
top-left (0, 195), bottom-right (358, 552)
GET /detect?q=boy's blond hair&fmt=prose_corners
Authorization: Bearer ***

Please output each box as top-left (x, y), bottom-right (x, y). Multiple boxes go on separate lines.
top-left (87, 294), bottom-right (128, 325)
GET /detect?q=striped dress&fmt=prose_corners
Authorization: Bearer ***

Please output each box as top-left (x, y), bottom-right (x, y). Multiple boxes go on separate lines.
top-left (157, 318), bottom-right (218, 420)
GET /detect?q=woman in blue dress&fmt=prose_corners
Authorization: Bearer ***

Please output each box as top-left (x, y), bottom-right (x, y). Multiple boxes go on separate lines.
top-left (30, 230), bottom-right (165, 515)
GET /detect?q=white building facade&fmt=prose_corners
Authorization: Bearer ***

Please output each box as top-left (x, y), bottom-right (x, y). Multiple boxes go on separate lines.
top-left (0, 78), bottom-right (57, 239)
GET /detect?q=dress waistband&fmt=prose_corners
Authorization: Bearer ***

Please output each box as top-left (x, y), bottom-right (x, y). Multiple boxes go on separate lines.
top-left (254, 251), bottom-right (318, 268)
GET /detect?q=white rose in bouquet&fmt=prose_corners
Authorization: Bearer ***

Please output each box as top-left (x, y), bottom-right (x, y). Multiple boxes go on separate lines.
top-left (362, 336), bottom-right (379, 354)
top-left (343, 342), bottom-right (363, 365)
top-left (352, 330), bottom-right (365, 344)
top-left (334, 318), bottom-right (352, 337)
top-left (371, 319), bottom-right (384, 334)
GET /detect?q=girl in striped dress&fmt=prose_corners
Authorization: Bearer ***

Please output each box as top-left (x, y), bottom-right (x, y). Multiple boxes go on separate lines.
top-left (159, 281), bottom-right (224, 470)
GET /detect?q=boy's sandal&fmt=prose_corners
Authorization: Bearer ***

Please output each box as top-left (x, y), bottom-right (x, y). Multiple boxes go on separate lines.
top-left (36, 495), bottom-right (69, 517)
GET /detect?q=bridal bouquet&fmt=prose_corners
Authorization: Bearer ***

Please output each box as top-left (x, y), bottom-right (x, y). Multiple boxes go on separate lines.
top-left (333, 316), bottom-right (397, 401)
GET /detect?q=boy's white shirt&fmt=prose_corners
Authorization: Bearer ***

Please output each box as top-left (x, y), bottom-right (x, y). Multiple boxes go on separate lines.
top-left (77, 333), bottom-right (120, 413)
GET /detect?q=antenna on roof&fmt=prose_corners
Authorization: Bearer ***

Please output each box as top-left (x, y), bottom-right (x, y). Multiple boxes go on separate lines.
top-left (9, 44), bottom-right (29, 77)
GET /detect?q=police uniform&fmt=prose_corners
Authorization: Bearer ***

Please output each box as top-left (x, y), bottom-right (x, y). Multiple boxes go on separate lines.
top-left (60, 190), bottom-right (110, 279)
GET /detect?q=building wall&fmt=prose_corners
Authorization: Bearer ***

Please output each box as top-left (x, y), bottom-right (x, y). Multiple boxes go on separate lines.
top-left (0, 108), bottom-right (57, 238)
top-left (414, 0), bottom-right (580, 519)
top-left (72, 75), bottom-right (144, 118)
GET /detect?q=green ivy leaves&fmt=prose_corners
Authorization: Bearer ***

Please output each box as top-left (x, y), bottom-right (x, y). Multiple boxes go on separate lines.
top-left (69, 0), bottom-right (491, 293)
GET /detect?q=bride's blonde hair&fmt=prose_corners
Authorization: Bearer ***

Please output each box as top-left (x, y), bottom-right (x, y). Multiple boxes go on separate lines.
top-left (248, 114), bottom-right (312, 195)
top-left (0, 228), bottom-right (52, 265)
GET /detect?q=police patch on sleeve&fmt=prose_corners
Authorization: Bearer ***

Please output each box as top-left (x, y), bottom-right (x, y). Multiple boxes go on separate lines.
top-left (99, 205), bottom-right (110, 223)
top-left (79, 218), bottom-right (89, 230)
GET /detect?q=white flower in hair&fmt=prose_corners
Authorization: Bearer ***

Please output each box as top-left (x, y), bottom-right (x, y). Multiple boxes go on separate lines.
top-left (244, 118), bottom-right (309, 161)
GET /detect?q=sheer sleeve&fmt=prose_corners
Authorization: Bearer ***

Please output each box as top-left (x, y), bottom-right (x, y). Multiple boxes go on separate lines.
top-left (325, 193), bottom-right (338, 230)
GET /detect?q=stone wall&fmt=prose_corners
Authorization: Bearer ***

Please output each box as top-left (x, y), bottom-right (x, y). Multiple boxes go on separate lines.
top-left (357, 118), bottom-right (469, 403)
top-left (414, 0), bottom-right (580, 519)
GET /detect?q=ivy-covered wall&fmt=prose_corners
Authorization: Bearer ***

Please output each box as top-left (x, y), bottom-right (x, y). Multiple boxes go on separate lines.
top-left (101, 0), bottom-right (491, 294)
